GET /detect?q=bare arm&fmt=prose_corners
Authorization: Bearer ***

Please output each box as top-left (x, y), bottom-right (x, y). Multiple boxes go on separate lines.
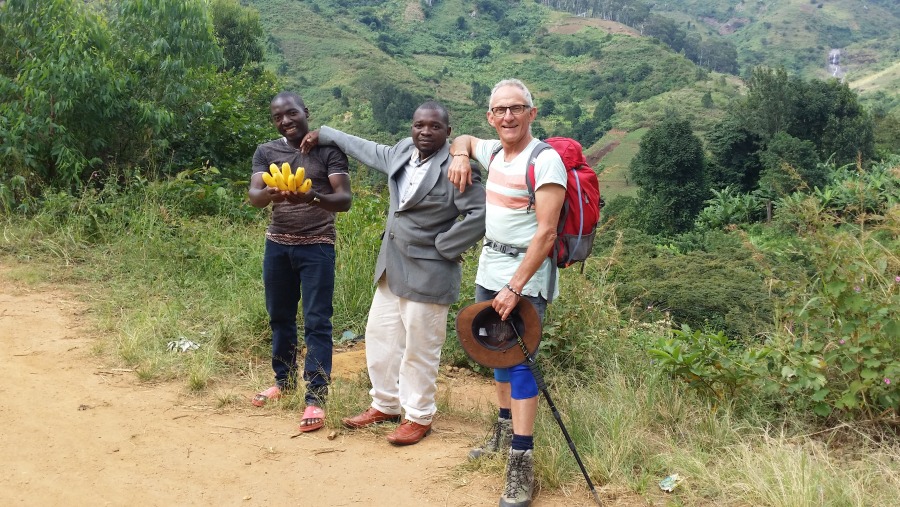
top-left (314, 173), bottom-right (352, 212)
top-left (248, 144), bottom-right (351, 211)
top-left (448, 135), bottom-right (482, 192)
top-left (493, 183), bottom-right (566, 321)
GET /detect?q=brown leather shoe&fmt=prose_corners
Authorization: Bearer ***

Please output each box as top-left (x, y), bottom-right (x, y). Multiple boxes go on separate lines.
top-left (386, 420), bottom-right (432, 446)
top-left (342, 407), bottom-right (401, 429)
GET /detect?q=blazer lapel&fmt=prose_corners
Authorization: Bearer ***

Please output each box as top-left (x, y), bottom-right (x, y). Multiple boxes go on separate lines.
top-left (387, 145), bottom-right (416, 207)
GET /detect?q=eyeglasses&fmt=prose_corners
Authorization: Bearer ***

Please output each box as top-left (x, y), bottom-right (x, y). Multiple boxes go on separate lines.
top-left (489, 104), bottom-right (531, 117)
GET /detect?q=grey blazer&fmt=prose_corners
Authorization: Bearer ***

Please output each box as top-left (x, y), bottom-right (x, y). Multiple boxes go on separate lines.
top-left (319, 126), bottom-right (486, 305)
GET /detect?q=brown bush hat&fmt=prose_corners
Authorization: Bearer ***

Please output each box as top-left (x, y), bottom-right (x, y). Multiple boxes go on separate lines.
top-left (455, 298), bottom-right (542, 368)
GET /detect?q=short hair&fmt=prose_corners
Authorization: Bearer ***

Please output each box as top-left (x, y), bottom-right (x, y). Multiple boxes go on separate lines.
top-left (489, 79), bottom-right (534, 108)
top-left (416, 100), bottom-right (450, 126)
top-left (272, 91), bottom-right (306, 108)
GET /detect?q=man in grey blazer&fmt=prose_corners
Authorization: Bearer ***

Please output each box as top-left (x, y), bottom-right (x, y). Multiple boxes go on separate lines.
top-left (300, 101), bottom-right (486, 445)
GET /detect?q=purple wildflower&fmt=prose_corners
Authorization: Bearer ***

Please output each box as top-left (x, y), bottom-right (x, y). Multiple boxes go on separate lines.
top-left (885, 378), bottom-right (891, 385)
top-left (853, 286), bottom-right (861, 293)
top-left (839, 339), bottom-right (845, 345)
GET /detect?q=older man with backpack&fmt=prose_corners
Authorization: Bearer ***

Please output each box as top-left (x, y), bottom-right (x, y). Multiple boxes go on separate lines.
top-left (447, 78), bottom-right (569, 507)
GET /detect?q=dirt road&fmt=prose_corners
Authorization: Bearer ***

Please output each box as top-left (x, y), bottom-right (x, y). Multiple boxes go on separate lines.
top-left (0, 273), bottom-right (599, 506)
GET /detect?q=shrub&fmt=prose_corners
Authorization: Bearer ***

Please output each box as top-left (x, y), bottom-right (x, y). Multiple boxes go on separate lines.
top-left (768, 203), bottom-right (900, 419)
top-left (601, 230), bottom-right (776, 339)
top-left (649, 325), bottom-right (771, 404)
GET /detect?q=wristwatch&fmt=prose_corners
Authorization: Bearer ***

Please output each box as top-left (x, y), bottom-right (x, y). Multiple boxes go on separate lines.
top-left (311, 192), bottom-right (321, 205)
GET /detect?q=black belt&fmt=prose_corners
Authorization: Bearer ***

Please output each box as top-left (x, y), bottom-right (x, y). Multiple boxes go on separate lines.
top-left (484, 239), bottom-right (525, 257)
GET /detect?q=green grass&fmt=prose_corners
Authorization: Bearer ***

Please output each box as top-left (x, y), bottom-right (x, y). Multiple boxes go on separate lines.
top-left (850, 59), bottom-right (900, 99)
top-left (593, 128), bottom-right (646, 201)
top-left (0, 179), bottom-right (380, 383)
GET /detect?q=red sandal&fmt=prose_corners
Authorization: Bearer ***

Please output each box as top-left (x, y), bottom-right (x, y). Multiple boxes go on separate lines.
top-left (298, 405), bottom-right (325, 432)
top-left (251, 385), bottom-right (283, 407)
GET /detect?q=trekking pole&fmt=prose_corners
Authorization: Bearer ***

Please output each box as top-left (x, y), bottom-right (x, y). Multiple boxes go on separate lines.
top-left (514, 331), bottom-right (603, 506)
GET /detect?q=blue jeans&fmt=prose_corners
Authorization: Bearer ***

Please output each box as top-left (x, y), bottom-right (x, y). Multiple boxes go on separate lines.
top-left (475, 284), bottom-right (546, 397)
top-left (263, 239), bottom-right (335, 406)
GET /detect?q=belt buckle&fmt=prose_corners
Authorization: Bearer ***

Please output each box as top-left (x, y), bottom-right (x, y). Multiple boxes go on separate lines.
top-left (487, 240), bottom-right (519, 257)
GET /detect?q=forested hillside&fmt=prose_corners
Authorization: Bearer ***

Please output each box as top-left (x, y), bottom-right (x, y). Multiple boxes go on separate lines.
top-left (533, 1), bottom-right (899, 106)
top-left (247, 0), bottom-right (720, 152)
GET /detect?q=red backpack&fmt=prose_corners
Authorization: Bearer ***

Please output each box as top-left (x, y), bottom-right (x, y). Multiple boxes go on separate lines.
top-left (490, 137), bottom-right (602, 268)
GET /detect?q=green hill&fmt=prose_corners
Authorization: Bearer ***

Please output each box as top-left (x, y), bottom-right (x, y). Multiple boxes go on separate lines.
top-left (249, 1), bottom-right (721, 138)
top-left (655, 0), bottom-right (900, 109)
top-left (246, 0), bottom-right (894, 190)
top-left (247, 0), bottom-right (749, 187)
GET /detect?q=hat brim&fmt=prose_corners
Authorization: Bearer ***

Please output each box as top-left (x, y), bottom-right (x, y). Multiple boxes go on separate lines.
top-left (455, 298), bottom-right (542, 369)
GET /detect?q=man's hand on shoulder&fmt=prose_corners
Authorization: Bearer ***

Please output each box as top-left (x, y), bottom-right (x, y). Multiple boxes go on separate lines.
top-left (300, 130), bottom-right (319, 154)
top-left (449, 154), bottom-right (474, 192)
top-left (448, 135), bottom-right (480, 192)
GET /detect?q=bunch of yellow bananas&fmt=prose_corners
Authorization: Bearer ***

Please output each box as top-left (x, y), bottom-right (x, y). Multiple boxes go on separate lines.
top-left (262, 162), bottom-right (312, 192)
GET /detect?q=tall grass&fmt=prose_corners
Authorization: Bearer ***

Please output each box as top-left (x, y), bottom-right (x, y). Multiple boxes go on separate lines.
top-left (520, 357), bottom-right (900, 506)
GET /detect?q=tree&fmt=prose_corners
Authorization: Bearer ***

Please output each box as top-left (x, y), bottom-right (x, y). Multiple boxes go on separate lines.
top-left (106, 0), bottom-right (223, 174)
top-left (471, 43), bottom-right (491, 59)
top-left (709, 67), bottom-right (876, 194)
top-left (209, 0), bottom-right (265, 72)
top-left (744, 67), bottom-right (798, 138)
top-left (370, 83), bottom-right (421, 134)
top-left (169, 67), bottom-right (279, 179)
top-left (0, 0), bottom-right (270, 188)
top-left (630, 116), bottom-right (708, 235)
top-left (704, 40), bottom-right (738, 74)
top-left (706, 117), bottom-right (763, 192)
top-left (758, 132), bottom-right (823, 196)
top-left (592, 96), bottom-right (615, 123)
top-left (642, 14), bottom-right (686, 52)
top-left (0, 0), bottom-right (126, 186)
top-left (471, 81), bottom-right (491, 108)
top-left (743, 67), bottom-right (874, 166)
top-left (872, 111), bottom-right (900, 158)
top-left (793, 79), bottom-right (875, 165)
top-left (541, 99), bottom-right (556, 116)
top-left (566, 103), bottom-right (583, 123)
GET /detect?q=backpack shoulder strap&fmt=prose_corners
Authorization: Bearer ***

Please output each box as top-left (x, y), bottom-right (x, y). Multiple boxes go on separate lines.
top-left (488, 144), bottom-right (502, 167)
top-left (525, 141), bottom-right (553, 212)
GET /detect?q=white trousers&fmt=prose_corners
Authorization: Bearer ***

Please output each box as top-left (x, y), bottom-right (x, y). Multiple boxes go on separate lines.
top-left (365, 279), bottom-right (449, 425)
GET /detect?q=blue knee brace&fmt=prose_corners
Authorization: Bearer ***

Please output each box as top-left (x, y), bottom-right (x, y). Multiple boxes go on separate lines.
top-left (493, 364), bottom-right (538, 399)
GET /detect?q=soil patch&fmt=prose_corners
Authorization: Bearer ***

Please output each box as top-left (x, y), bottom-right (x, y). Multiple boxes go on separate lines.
top-left (0, 270), bottom-right (610, 506)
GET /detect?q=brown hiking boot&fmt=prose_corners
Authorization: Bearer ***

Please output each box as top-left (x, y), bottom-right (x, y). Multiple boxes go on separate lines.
top-left (499, 449), bottom-right (534, 507)
top-left (468, 418), bottom-right (512, 460)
